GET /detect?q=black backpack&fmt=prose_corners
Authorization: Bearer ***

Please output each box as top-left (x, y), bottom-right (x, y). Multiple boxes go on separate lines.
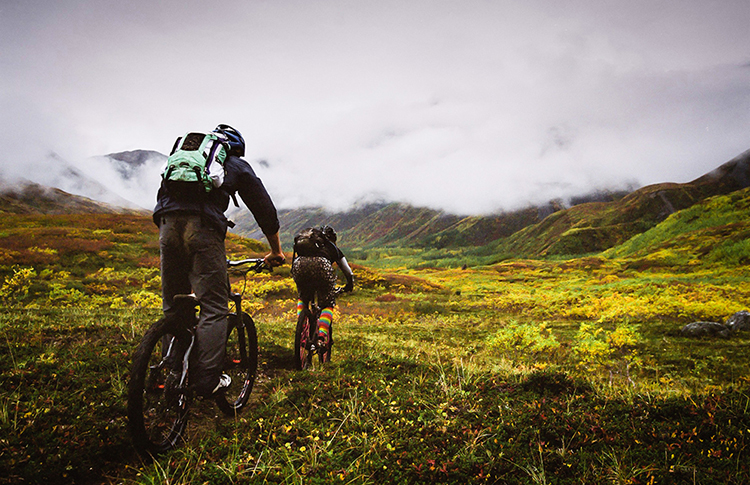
top-left (293, 227), bottom-right (327, 258)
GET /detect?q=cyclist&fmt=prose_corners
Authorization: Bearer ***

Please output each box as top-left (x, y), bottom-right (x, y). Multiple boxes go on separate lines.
top-left (153, 124), bottom-right (285, 397)
top-left (291, 225), bottom-right (354, 352)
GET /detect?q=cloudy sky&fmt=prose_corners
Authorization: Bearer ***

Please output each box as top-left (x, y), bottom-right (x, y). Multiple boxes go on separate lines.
top-left (1, 0), bottom-right (749, 214)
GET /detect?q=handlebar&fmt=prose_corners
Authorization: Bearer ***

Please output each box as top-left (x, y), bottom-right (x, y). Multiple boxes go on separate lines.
top-left (227, 258), bottom-right (269, 273)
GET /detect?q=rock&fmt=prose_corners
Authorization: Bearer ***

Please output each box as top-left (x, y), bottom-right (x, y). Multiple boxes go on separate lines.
top-left (680, 321), bottom-right (731, 338)
top-left (726, 310), bottom-right (750, 332)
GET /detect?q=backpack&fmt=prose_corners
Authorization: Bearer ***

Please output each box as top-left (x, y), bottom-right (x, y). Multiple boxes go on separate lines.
top-left (162, 132), bottom-right (227, 198)
top-left (293, 227), bottom-right (328, 257)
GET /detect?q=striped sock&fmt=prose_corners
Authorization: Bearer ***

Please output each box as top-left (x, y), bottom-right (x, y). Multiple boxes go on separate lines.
top-left (296, 300), bottom-right (304, 318)
top-left (318, 308), bottom-right (333, 340)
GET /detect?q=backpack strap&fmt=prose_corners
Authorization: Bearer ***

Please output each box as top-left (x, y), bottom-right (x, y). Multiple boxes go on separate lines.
top-left (203, 138), bottom-right (223, 176)
top-left (169, 136), bottom-right (182, 156)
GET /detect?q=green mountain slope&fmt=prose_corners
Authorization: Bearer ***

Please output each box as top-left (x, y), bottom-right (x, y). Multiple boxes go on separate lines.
top-left (231, 201), bottom-right (562, 253)
top-left (493, 150), bottom-right (750, 258)
top-left (605, 186), bottom-right (750, 266)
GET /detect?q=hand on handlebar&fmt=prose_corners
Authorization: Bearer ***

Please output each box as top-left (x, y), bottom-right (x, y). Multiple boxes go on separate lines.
top-left (264, 251), bottom-right (286, 268)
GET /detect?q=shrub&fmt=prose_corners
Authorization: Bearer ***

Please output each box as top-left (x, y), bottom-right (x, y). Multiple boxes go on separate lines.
top-left (486, 322), bottom-right (560, 363)
top-left (0, 266), bottom-right (37, 304)
top-left (572, 322), bottom-right (642, 384)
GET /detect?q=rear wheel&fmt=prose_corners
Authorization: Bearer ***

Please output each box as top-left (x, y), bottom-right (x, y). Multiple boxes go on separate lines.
top-left (127, 318), bottom-right (190, 457)
top-left (294, 310), bottom-right (314, 370)
top-left (319, 323), bottom-right (333, 364)
top-left (216, 312), bottom-right (258, 415)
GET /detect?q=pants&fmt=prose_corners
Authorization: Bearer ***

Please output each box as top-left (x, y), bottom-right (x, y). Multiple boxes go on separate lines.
top-left (159, 214), bottom-right (228, 396)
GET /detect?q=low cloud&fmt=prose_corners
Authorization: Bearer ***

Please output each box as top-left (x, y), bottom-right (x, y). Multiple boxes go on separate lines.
top-left (1, 0), bottom-right (749, 215)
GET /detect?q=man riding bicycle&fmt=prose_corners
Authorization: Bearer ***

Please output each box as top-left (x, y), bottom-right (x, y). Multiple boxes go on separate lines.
top-left (153, 124), bottom-right (285, 397)
top-left (291, 225), bottom-right (354, 352)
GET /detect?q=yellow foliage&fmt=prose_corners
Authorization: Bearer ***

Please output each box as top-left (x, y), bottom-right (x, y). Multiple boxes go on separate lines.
top-left (0, 266), bottom-right (36, 303)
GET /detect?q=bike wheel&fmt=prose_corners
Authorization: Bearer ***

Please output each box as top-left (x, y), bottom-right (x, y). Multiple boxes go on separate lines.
top-left (294, 310), bottom-right (314, 370)
top-left (320, 323), bottom-right (333, 364)
top-left (127, 318), bottom-right (189, 457)
top-left (215, 312), bottom-right (258, 415)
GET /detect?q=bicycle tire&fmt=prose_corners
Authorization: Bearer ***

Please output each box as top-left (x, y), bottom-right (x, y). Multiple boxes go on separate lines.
top-left (320, 323), bottom-right (333, 364)
top-left (294, 310), bottom-right (314, 370)
top-left (127, 317), bottom-right (189, 457)
top-left (215, 312), bottom-right (258, 415)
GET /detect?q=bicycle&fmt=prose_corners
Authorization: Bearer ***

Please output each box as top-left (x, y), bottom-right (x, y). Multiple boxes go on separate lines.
top-left (127, 258), bottom-right (268, 457)
top-left (294, 287), bottom-right (344, 370)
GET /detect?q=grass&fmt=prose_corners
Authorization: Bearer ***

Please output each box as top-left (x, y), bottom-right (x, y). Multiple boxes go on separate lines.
top-left (1, 212), bottom-right (749, 483)
top-left (1, 296), bottom-right (749, 484)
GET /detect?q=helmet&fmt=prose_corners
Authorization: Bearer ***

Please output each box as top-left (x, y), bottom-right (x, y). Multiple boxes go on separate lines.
top-left (214, 124), bottom-right (246, 157)
top-left (321, 225), bottom-right (337, 243)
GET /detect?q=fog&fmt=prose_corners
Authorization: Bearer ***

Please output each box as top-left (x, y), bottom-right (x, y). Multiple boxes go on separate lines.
top-left (1, 0), bottom-right (749, 214)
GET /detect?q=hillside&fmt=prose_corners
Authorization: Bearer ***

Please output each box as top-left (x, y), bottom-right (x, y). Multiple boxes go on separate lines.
top-left (231, 149), bottom-right (750, 259)
top-left (231, 200), bottom-right (567, 252)
top-left (0, 180), bottom-right (146, 215)
top-left (2, 189), bottom-right (749, 484)
top-left (494, 149), bottom-right (750, 258)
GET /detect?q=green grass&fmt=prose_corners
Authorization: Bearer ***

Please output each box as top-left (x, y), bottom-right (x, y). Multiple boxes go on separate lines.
top-left (1, 299), bottom-right (749, 484)
top-left (1, 212), bottom-right (750, 483)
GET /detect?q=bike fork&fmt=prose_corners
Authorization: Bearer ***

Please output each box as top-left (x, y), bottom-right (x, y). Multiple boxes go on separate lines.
top-left (164, 331), bottom-right (195, 394)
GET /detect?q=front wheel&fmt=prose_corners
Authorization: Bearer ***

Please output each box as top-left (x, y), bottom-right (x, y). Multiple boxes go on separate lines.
top-left (215, 312), bottom-right (258, 415)
top-left (127, 318), bottom-right (190, 457)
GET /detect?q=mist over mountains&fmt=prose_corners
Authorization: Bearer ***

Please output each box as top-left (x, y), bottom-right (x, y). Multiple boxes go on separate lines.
top-left (231, 148), bottom-right (750, 257)
top-left (2, 146), bottom-right (750, 259)
top-left (0, 149), bottom-right (165, 211)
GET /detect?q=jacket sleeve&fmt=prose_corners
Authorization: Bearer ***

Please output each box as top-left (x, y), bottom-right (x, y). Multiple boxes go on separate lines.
top-left (231, 157), bottom-right (280, 236)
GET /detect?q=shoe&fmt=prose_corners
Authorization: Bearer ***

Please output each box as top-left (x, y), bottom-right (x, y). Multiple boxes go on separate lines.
top-left (212, 373), bottom-right (231, 394)
top-left (317, 333), bottom-right (328, 351)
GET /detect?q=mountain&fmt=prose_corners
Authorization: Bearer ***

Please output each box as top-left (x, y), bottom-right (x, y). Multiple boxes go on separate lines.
top-left (229, 200), bottom-right (566, 251)
top-left (0, 180), bottom-right (145, 215)
top-left (493, 149), bottom-right (750, 257)
top-left (230, 149), bottom-right (750, 259)
top-left (84, 150), bottom-right (166, 209)
top-left (106, 150), bottom-right (165, 180)
top-left (9, 145), bottom-right (750, 261)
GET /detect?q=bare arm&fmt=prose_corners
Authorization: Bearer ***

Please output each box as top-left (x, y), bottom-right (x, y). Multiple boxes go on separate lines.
top-left (263, 231), bottom-right (285, 267)
top-left (338, 256), bottom-right (354, 291)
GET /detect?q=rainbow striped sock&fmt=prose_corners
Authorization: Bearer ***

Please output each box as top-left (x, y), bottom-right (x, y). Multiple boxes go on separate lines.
top-left (318, 308), bottom-right (333, 340)
top-left (297, 300), bottom-right (304, 318)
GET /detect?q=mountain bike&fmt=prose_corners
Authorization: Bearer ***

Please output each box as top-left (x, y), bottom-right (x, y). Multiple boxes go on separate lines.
top-left (127, 258), bottom-right (268, 457)
top-left (294, 287), bottom-right (344, 370)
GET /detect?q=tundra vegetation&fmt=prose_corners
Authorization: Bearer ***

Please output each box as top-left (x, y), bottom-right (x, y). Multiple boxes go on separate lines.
top-left (1, 189), bottom-right (749, 484)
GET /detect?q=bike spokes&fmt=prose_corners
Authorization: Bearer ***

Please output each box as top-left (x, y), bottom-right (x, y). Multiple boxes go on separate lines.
top-left (294, 312), bottom-right (315, 370)
top-left (215, 313), bottom-right (258, 415)
top-left (128, 320), bottom-right (190, 456)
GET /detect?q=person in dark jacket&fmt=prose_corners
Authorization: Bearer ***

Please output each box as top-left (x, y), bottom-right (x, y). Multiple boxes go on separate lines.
top-left (153, 124), bottom-right (285, 396)
top-left (291, 225), bottom-right (354, 352)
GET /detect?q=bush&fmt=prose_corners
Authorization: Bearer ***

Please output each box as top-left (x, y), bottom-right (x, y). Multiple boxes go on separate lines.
top-left (486, 322), bottom-right (560, 363)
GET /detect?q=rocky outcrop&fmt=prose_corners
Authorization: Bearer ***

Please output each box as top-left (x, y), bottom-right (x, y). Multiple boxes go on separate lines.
top-left (681, 310), bottom-right (750, 338)
top-left (681, 321), bottom-right (731, 338)
top-left (726, 310), bottom-right (750, 332)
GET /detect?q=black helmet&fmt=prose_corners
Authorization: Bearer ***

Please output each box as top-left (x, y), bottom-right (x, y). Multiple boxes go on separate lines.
top-left (214, 124), bottom-right (246, 157)
top-left (321, 225), bottom-right (337, 243)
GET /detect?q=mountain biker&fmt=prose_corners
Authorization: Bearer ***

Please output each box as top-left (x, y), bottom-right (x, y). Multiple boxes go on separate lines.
top-left (291, 225), bottom-right (354, 352)
top-left (153, 124), bottom-right (285, 397)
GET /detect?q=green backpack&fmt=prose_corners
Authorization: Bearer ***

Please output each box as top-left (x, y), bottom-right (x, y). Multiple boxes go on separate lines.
top-left (162, 132), bottom-right (227, 198)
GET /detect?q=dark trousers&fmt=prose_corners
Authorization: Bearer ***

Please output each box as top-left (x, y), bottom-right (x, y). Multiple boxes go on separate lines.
top-left (159, 214), bottom-right (228, 396)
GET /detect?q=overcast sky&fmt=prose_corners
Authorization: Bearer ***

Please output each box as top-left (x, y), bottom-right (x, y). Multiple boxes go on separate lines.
top-left (1, 0), bottom-right (749, 214)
